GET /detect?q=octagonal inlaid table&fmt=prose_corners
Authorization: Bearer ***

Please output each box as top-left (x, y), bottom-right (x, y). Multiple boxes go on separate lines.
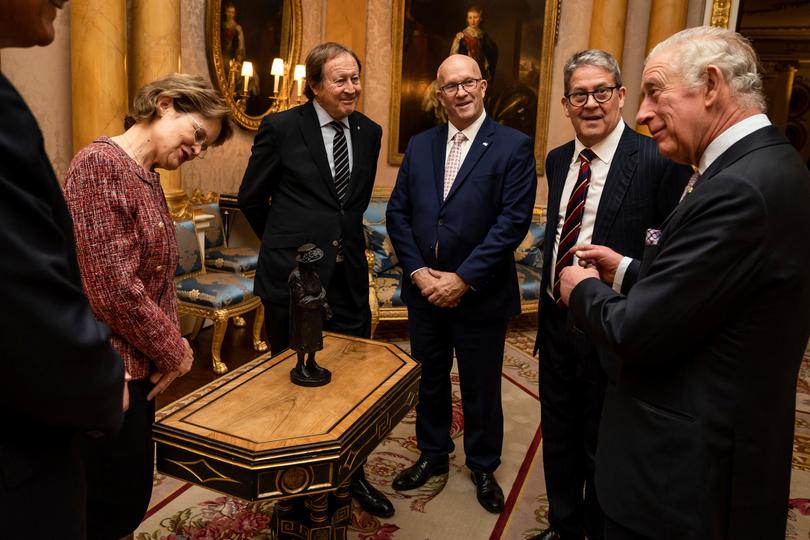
top-left (153, 333), bottom-right (420, 539)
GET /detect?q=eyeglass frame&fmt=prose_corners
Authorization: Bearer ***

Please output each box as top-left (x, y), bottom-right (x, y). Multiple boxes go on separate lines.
top-left (564, 85), bottom-right (620, 108)
top-left (185, 114), bottom-right (209, 159)
top-left (438, 78), bottom-right (482, 96)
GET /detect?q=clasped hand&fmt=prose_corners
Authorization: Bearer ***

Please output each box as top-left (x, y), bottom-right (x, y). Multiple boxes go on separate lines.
top-left (146, 337), bottom-right (194, 401)
top-left (413, 268), bottom-right (470, 308)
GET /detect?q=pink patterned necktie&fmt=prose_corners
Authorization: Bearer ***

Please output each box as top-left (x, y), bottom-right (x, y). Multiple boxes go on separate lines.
top-left (443, 131), bottom-right (467, 200)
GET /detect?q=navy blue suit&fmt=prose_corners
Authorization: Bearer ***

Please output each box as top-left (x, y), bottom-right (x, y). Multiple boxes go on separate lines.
top-left (387, 115), bottom-right (536, 471)
top-left (536, 125), bottom-right (690, 539)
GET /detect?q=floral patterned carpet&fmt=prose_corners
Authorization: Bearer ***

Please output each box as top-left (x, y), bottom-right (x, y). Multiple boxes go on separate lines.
top-left (135, 316), bottom-right (810, 539)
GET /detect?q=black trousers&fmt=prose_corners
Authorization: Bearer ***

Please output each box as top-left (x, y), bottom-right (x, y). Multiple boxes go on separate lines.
top-left (82, 378), bottom-right (155, 540)
top-left (408, 305), bottom-right (507, 472)
top-left (537, 294), bottom-right (606, 540)
top-left (264, 262), bottom-right (371, 356)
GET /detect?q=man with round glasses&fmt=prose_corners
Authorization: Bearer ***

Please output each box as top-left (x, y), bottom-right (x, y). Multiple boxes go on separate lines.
top-left (387, 54), bottom-right (536, 514)
top-left (530, 49), bottom-right (690, 540)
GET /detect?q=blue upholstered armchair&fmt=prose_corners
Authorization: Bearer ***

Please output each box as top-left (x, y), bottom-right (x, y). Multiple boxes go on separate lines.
top-left (363, 193), bottom-right (545, 336)
top-left (190, 191), bottom-right (259, 277)
top-left (174, 219), bottom-right (268, 375)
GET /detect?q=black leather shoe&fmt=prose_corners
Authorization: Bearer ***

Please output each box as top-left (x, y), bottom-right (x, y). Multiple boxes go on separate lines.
top-left (527, 528), bottom-right (562, 540)
top-left (471, 471), bottom-right (504, 513)
top-left (350, 475), bottom-right (395, 518)
top-left (392, 457), bottom-right (449, 491)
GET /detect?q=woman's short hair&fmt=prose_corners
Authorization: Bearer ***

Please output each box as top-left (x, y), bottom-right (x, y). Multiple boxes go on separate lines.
top-left (647, 26), bottom-right (765, 112)
top-left (304, 42), bottom-right (362, 101)
top-left (563, 49), bottom-right (622, 95)
top-left (125, 73), bottom-right (233, 146)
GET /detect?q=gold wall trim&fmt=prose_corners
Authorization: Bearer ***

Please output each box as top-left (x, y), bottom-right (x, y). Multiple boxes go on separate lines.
top-left (710, 0), bottom-right (732, 28)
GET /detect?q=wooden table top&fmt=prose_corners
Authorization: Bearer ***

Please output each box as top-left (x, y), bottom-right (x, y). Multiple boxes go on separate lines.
top-left (153, 333), bottom-right (420, 499)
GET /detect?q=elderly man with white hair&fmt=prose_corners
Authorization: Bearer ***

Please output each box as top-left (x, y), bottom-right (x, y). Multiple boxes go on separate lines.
top-left (559, 26), bottom-right (810, 539)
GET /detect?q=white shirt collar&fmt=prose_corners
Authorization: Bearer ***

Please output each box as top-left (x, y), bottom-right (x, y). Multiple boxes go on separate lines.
top-left (447, 110), bottom-right (487, 144)
top-left (573, 120), bottom-right (625, 165)
top-left (698, 113), bottom-right (770, 174)
top-left (313, 99), bottom-right (350, 129)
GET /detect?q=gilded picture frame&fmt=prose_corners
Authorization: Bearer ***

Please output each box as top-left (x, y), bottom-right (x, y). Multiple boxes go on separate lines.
top-left (206, 0), bottom-right (303, 130)
top-left (388, 0), bottom-right (560, 174)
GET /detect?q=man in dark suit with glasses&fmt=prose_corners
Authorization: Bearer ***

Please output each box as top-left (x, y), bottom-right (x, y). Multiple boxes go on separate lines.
top-left (530, 49), bottom-right (689, 540)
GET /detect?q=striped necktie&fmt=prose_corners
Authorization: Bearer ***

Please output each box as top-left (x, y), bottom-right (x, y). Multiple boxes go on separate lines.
top-left (330, 121), bottom-right (350, 204)
top-left (553, 148), bottom-right (596, 306)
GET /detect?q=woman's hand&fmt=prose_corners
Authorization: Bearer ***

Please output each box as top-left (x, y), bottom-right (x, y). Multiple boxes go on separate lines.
top-left (146, 339), bottom-right (194, 401)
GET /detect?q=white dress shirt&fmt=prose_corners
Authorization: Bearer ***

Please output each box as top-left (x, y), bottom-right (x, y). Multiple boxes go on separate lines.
top-left (548, 121), bottom-right (627, 297)
top-left (313, 99), bottom-right (353, 177)
top-left (698, 113), bottom-right (771, 174)
top-left (446, 109), bottom-right (487, 165)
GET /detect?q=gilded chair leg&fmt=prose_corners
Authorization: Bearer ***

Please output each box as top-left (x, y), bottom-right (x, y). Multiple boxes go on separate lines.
top-left (210, 313), bottom-right (229, 375)
top-left (233, 316), bottom-right (247, 327)
top-left (253, 304), bottom-right (268, 352)
top-left (189, 316), bottom-right (204, 340)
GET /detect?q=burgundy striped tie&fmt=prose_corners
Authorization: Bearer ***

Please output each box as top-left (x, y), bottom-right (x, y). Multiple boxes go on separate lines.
top-left (553, 148), bottom-right (596, 306)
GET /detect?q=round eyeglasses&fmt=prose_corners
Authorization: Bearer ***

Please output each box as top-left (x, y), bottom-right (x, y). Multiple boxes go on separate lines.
top-left (565, 86), bottom-right (619, 108)
top-left (186, 114), bottom-right (209, 159)
top-left (439, 78), bottom-right (482, 96)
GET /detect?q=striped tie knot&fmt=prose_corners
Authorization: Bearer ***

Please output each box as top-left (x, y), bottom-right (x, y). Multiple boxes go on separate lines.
top-left (579, 147), bottom-right (596, 163)
top-left (330, 120), bottom-right (345, 133)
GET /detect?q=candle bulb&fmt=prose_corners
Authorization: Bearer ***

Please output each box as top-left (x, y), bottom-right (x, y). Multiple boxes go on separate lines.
top-left (294, 64), bottom-right (306, 100)
top-left (271, 58), bottom-right (285, 95)
top-left (240, 61), bottom-right (253, 96)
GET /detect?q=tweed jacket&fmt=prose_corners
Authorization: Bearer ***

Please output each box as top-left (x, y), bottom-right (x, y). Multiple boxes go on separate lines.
top-left (64, 138), bottom-right (185, 379)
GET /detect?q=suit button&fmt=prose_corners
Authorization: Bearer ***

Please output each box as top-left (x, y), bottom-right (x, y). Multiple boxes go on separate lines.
top-left (332, 240), bottom-right (339, 247)
top-left (155, 265), bottom-right (164, 272)
top-left (438, 219), bottom-right (444, 225)
top-left (340, 209), bottom-right (345, 216)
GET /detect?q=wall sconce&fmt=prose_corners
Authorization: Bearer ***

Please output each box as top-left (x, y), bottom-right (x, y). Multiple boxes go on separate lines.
top-left (240, 61), bottom-right (254, 96)
top-left (271, 58), bottom-right (285, 94)
top-left (293, 64), bottom-right (306, 103)
top-left (265, 58), bottom-right (307, 113)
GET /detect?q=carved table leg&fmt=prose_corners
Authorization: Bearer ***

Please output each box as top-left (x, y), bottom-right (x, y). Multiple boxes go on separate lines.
top-left (306, 493), bottom-right (330, 540)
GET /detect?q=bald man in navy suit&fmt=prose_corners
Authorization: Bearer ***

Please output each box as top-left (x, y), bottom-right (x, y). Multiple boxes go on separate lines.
top-left (387, 54), bottom-right (537, 513)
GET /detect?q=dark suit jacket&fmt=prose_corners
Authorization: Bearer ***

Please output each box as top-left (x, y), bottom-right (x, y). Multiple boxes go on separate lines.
top-left (569, 125), bottom-right (810, 539)
top-left (540, 124), bottom-right (690, 295)
top-left (386, 115), bottom-right (537, 319)
top-left (536, 125), bottom-right (691, 366)
top-left (238, 100), bottom-right (382, 306)
top-left (0, 74), bottom-right (124, 538)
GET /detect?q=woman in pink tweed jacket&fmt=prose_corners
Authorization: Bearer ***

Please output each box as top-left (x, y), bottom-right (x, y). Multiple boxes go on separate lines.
top-left (63, 73), bottom-right (233, 540)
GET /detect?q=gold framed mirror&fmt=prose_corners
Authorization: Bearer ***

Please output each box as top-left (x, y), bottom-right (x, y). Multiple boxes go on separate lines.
top-left (388, 0), bottom-right (560, 175)
top-left (206, 0), bottom-right (303, 130)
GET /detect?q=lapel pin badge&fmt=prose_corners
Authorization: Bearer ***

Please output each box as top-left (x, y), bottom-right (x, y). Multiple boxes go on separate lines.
top-left (482, 142), bottom-right (489, 146)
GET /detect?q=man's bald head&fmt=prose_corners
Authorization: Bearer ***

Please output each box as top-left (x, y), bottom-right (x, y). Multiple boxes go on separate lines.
top-left (436, 54), bottom-right (487, 130)
top-left (437, 54), bottom-right (482, 84)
